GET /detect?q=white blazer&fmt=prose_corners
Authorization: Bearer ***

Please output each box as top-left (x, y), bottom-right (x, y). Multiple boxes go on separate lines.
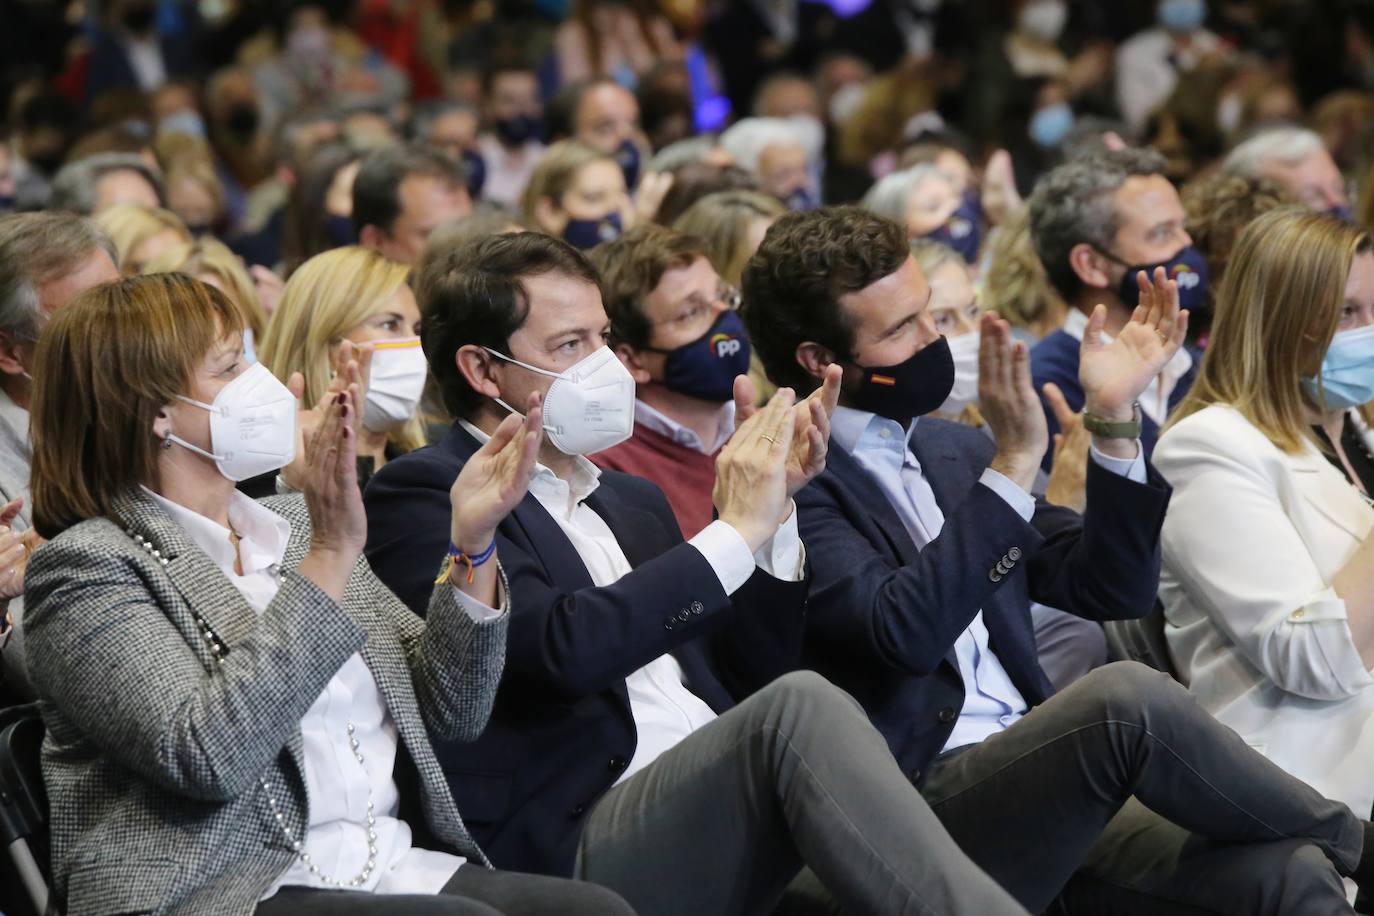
top-left (1155, 404), bottom-right (1374, 818)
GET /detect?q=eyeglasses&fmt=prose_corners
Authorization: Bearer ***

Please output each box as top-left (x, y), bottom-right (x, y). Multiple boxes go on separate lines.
top-left (650, 281), bottom-right (741, 333)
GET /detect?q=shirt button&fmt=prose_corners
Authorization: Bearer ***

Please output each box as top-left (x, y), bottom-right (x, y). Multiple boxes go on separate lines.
top-left (689, 600), bottom-right (704, 615)
top-left (1292, 609), bottom-right (1306, 620)
top-left (879, 427), bottom-right (892, 439)
top-left (608, 755), bottom-right (627, 771)
top-left (937, 706), bottom-right (957, 724)
top-left (570, 803), bottom-right (587, 818)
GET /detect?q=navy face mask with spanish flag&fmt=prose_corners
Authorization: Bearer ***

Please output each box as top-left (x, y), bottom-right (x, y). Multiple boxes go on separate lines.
top-left (848, 335), bottom-right (956, 424)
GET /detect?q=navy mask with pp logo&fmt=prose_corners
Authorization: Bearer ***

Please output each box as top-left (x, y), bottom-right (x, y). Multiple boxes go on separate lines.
top-left (646, 309), bottom-right (753, 403)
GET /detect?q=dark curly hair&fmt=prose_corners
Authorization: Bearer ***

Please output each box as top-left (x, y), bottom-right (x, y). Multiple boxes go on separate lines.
top-left (741, 206), bottom-right (908, 393)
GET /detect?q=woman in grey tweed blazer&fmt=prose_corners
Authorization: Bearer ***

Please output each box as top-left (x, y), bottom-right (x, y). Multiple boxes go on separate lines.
top-left (18, 274), bottom-right (635, 916)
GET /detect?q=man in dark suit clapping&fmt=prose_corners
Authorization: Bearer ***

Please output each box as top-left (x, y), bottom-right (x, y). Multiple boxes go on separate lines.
top-left (364, 231), bottom-right (1029, 915)
top-left (743, 205), bottom-right (1374, 916)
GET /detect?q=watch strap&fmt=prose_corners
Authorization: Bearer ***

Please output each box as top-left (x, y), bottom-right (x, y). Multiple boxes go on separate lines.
top-left (1081, 402), bottom-right (1142, 439)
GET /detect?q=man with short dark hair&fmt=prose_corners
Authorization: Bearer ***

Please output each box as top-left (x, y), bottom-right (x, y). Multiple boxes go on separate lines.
top-left (746, 204), bottom-right (1374, 915)
top-left (590, 224), bottom-right (751, 538)
top-left (363, 230), bottom-right (1031, 915)
top-left (353, 144), bottom-right (471, 264)
top-left (549, 79), bottom-right (645, 191)
top-left (1028, 148), bottom-right (1203, 467)
top-left (476, 62), bottom-right (546, 210)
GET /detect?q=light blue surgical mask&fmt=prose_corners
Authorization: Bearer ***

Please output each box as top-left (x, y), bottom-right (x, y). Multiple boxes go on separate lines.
top-left (1302, 324), bottom-right (1374, 411)
top-left (1029, 102), bottom-right (1074, 149)
top-left (159, 109), bottom-right (206, 139)
top-left (1158, 0), bottom-right (1207, 33)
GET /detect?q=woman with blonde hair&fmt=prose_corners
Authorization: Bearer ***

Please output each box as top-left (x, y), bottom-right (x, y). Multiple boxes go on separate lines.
top-left (1155, 207), bottom-right (1374, 820)
top-left (94, 203), bottom-right (192, 274)
top-left (521, 140), bottom-right (632, 250)
top-left (260, 247), bottom-right (426, 487)
top-left (981, 205), bottom-right (1067, 344)
top-left (142, 237), bottom-right (268, 360)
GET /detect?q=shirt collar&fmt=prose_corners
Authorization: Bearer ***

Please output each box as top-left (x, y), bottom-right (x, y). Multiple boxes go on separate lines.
top-left (633, 399), bottom-right (736, 454)
top-left (459, 418), bottom-right (602, 517)
top-left (831, 405), bottom-right (918, 459)
top-left (141, 486), bottom-right (290, 576)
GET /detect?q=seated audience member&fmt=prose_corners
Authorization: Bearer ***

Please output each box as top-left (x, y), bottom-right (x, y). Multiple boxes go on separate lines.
top-left (652, 161), bottom-right (758, 227)
top-left (418, 208), bottom-right (525, 269)
top-left (1223, 126), bottom-right (1352, 218)
top-left (156, 132), bottom-right (229, 236)
top-left (864, 165), bottom-right (983, 266)
top-left (475, 60), bottom-right (547, 211)
top-left (1180, 170), bottom-right (1293, 346)
top-left (1029, 148), bottom-right (1203, 467)
top-left (745, 205), bottom-right (1374, 914)
top-left (981, 206), bottom-right (1068, 345)
top-left (411, 101), bottom-right (482, 186)
top-left (521, 141), bottom-right (633, 249)
top-left (363, 231), bottom-right (1029, 915)
top-left (141, 236), bottom-right (269, 362)
top-left (354, 145), bottom-right (472, 266)
top-left (911, 238), bottom-right (1108, 689)
top-left (550, 78), bottom-right (646, 190)
top-left (1155, 209), bottom-right (1374, 826)
top-left (282, 143), bottom-right (362, 275)
top-left (22, 271), bottom-right (634, 916)
top-left (587, 225), bottom-right (755, 538)
top-left (674, 190), bottom-right (785, 401)
top-left (94, 202), bottom-right (192, 274)
top-left (718, 117), bottom-right (817, 211)
top-left (49, 152), bottom-right (165, 214)
top-left (0, 212), bottom-right (119, 701)
top-left (261, 247), bottom-right (425, 488)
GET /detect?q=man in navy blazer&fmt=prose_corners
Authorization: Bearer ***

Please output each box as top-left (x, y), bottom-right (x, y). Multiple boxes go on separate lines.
top-left (365, 231), bottom-right (1029, 915)
top-left (742, 206), bottom-right (1374, 916)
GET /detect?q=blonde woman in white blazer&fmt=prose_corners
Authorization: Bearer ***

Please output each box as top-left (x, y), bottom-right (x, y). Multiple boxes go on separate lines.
top-left (1155, 207), bottom-right (1374, 821)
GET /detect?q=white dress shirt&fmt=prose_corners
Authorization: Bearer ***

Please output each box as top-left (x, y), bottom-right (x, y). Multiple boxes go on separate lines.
top-left (460, 421), bottom-right (802, 782)
top-left (144, 487), bottom-right (501, 898)
top-left (829, 406), bottom-right (1146, 751)
top-left (1061, 309), bottom-right (1194, 428)
top-left (633, 399), bottom-right (736, 455)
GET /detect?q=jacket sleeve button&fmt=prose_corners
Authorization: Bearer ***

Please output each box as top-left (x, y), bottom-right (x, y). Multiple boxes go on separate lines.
top-left (1008, 547), bottom-right (1022, 561)
top-left (677, 609), bottom-right (691, 622)
top-left (690, 600), bottom-right (704, 614)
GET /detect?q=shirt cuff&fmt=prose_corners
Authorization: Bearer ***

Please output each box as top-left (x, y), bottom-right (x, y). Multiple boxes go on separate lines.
top-left (689, 519), bottom-right (756, 596)
top-left (979, 468), bottom-right (1036, 522)
top-left (448, 562), bottom-right (509, 622)
top-left (753, 501), bottom-right (805, 582)
top-left (1089, 440), bottom-right (1147, 483)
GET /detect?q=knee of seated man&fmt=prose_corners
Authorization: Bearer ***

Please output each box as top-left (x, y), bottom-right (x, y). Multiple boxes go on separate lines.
top-left (752, 671), bottom-right (864, 728)
top-left (1072, 661), bottom-right (1186, 720)
top-left (1257, 840), bottom-right (1347, 911)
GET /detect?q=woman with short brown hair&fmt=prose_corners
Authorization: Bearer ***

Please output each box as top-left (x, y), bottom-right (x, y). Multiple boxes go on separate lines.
top-left (22, 273), bottom-right (633, 915)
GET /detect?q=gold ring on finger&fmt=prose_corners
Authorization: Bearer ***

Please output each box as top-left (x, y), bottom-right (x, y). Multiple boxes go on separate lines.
top-left (1156, 330), bottom-right (1168, 344)
top-left (761, 435), bottom-right (777, 443)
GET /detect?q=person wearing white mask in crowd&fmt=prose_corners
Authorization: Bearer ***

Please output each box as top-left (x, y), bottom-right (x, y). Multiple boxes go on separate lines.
top-left (862, 164), bottom-right (984, 266)
top-left (1116, 0), bottom-right (1226, 134)
top-left (21, 271), bottom-right (637, 915)
top-left (718, 117), bottom-right (820, 212)
top-left (912, 238), bottom-right (1109, 689)
top-left (259, 247), bottom-right (428, 494)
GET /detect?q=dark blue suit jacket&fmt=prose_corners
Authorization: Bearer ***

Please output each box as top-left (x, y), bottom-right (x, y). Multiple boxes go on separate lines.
top-left (364, 423), bottom-right (808, 876)
top-left (1030, 329), bottom-right (1200, 470)
top-left (795, 417), bottom-right (1170, 782)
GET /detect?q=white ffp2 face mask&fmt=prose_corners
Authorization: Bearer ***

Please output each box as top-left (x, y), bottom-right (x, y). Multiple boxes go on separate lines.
top-left (484, 345), bottom-right (635, 455)
top-left (938, 331), bottom-right (981, 418)
top-left (362, 337), bottom-right (427, 433)
top-left (169, 362), bottom-right (298, 481)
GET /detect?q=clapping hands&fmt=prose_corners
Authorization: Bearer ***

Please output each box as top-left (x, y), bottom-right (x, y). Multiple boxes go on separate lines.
top-left (1078, 266), bottom-right (1188, 423)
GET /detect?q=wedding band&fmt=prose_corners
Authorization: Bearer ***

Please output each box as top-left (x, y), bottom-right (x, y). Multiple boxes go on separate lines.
top-left (761, 435), bottom-right (777, 443)
top-left (1156, 330), bottom-right (1168, 343)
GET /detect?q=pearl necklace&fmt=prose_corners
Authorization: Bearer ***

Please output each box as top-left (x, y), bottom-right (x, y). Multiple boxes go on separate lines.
top-left (127, 528), bottom-right (379, 888)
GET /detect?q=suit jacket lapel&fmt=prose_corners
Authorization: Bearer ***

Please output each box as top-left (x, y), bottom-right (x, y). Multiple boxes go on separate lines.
top-left (1288, 447), bottom-right (1374, 541)
top-left (909, 422), bottom-right (975, 516)
top-left (826, 440), bottom-right (921, 566)
top-left (111, 489), bottom-right (262, 649)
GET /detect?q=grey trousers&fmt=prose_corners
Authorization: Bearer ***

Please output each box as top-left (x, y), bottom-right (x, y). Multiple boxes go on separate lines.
top-left (254, 864), bottom-right (636, 915)
top-left (573, 670), bottom-right (1029, 916)
top-left (922, 662), bottom-right (1362, 915)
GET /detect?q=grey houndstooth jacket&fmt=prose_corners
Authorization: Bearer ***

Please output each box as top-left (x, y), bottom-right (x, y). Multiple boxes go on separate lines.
top-left (21, 489), bottom-right (508, 916)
